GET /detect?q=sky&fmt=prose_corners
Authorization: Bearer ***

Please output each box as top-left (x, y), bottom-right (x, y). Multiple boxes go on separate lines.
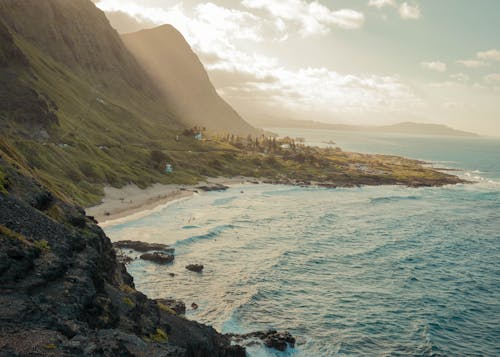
top-left (94, 0), bottom-right (500, 136)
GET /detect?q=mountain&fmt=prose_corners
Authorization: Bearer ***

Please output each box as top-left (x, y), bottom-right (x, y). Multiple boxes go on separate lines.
top-left (0, 0), bottom-right (257, 206)
top-left (122, 25), bottom-right (258, 136)
top-left (373, 122), bottom-right (478, 137)
top-left (250, 117), bottom-right (478, 137)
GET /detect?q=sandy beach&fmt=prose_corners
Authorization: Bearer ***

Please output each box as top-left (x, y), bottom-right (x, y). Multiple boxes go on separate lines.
top-left (85, 176), bottom-right (255, 226)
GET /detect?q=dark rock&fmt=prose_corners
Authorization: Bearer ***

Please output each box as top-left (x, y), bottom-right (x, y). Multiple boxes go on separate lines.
top-left (186, 264), bottom-right (204, 272)
top-left (196, 184), bottom-right (229, 192)
top-left (191, 302), bottom-right (199, 310)
top-left (68, 215), bottom-right (86, 228)
top-left (264, 331), bottom-right (296, 351)
top-left (157, 298), bottom-right (186, 315)
top-left (140, 252), bottom-right (174, 264)
top-left (116, 251), bottom-right (133, 265)
top-left (113, 240), bottom-right (174, 253)
top-left (168, 272), bottom-right (176, 277)
top-left (0, 155), bottom-right (245, 356)
top-left (228, 329), bottom-right (296, 352)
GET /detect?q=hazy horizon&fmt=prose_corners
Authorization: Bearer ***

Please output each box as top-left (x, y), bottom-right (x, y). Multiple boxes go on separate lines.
top-left (94, 0), bottom-right (499, 136)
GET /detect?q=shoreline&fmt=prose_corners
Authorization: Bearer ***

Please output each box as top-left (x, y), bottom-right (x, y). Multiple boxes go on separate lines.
top-left (85, 176), bottom-right (255, 226)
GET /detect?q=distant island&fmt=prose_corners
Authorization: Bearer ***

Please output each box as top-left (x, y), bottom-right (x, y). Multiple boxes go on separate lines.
top-left (249, 118), bottom-right (479, 137)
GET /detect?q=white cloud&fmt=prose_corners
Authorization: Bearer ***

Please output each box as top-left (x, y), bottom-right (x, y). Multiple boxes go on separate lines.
top-left (399, 2), bottom-right (421, 19)
top-left (95, 0), bottom-right (420, 118)
top-left (456, 59), bottom-right (488, 68)
top-left (420, 61), bottom-right (447, 72)
top-left (368, 0), bottom-right (396, 9)
top-left (484, 73), bottom-right (500, 83)
top-left (476, 49), bottom-right (500, 61)
top-left (450, 73), bottom-right (469, 82)
top-left (241, 0), bottom-right (365, 35)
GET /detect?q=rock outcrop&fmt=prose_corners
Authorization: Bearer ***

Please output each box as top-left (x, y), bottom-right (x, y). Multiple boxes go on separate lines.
top-left (140, 252), bottom-right (175, 264)
top-left (113, 240), bottom-right (175, 253)
top-left (0, 155), bottom-right (245, 356)
top-left (228, 329), bottom-right (296, 352)
top-left (186, 264), bottom-right (204, 273)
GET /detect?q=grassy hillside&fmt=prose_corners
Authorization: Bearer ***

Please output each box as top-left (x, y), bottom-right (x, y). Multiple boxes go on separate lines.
top-left (0, 1), bottom-right (464, 208)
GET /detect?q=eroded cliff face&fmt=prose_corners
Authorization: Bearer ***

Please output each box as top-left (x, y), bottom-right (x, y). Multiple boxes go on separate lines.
top-left (0, 145), bottom-right (245, 356)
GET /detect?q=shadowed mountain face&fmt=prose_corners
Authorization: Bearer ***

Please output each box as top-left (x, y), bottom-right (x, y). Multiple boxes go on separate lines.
top-left (122, 25), bottom-right (259, 136)
top-left (0, 0), bottom-right (150, 91)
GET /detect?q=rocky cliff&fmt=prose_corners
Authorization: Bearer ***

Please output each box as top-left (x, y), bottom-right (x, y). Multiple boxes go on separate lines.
top-left (0, 141), bottom-right (245, 356)
top-left (122, 25), bottom-right (259, 136)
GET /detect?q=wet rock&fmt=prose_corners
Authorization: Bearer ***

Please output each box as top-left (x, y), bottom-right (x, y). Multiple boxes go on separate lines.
top-left (228, 329), bottom-right (296, 352)
top-left (196, 184), bottom-right (229, 192)
top-left (113, 240), bottom-right (175, 253)
top-left (157, 298), bottom-right (186, 315)
top-left (186, 264), bottom-right (204, 272)
top-left (264, 331), bottom-right (296, 351)
top-left (191, 302), bottom-right (199, 310)
top-left (116, 251), bottom-right (133, 265)
top-left (140, 252), bottom-right (174, 264)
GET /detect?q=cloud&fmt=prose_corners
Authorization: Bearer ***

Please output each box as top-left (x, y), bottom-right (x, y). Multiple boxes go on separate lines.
top-left (241, 0), bottom-right (365, 35)
top-left (399, 2), bottom-right (421, 19)
top-left (420, 61), bottom-right (447, 72)
top-left (456, 59), bottom-right (488, 68)
top-left (368, 0), bottom-right (396, 9)
top-left (96, 0), bottom-right (420, 118)
top-left (484, 73), bottom-right (500, 83)
top-left (450, 73), bottom-right (469, 82)
top-left (476, 49), bottom-right (500, 61)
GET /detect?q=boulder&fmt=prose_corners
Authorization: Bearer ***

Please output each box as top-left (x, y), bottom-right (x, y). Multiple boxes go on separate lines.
top-left (186, 264), bottom-right (204, 272)
top-left (227, 330), bottom-right (296, 352)
top-left (157, 298), bottom-right (186, 315)
top-left (113, 240), bottom-right (174, 253)
top-left (140, 252), bottom-right (174, 264)
top-left (196, 184), bottom-right (229, 192)
top-left (263, 331), bottom-right (295, 351)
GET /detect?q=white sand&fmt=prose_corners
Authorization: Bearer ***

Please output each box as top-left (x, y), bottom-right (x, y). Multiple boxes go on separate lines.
top-left (85, 176), bottom-right (255, 226)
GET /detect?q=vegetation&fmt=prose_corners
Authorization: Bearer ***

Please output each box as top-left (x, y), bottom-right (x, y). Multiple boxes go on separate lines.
top-left (0, 13), bottom-right (463, 208)
top-left (122, 297), bottom-right (135, 308)
top-left (0, 224), bottom-right (29, 244)
top-left (33, 239), bottom-right (50, 252)
top-left (0, 168), bottom-right (7, 194)
top-left (119, 284), bottom-right (136, 294)
top-left (146, 328), bottom-right (168, 344)
top-left (158, 303), bottom-right (177, 315)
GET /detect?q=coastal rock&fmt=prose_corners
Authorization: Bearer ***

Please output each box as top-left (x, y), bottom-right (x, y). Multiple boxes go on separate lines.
top-left (228, 329), bottom-right (296, 352)
top-left (191, 302), bottom-right (199, 310)
top-left (0, 156), bottom-right (245, 356)
top-left (113, 240), bottom-right (175, 253)
top-left (116, 251), bottom-right (133, 265)
top-left (196, 184), bottom-right (229, 192)
top-left (264, 331), bottom-right (296, 351)
top-left (140, 252), bottom-right (175, 264)
top-left (157, 298), bottom-right (186, 315)
top-left (186, 264), bottom-right (204, 272)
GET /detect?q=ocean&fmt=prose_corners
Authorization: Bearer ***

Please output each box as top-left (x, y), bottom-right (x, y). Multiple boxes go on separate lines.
top-left (104, 129), bottom-right (500, 356)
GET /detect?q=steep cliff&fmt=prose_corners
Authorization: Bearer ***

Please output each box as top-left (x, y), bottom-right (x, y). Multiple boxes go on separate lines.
top-left (122, 25), bottom-right (259, 136)
top-left (0, 140), bottom-right (245, 357)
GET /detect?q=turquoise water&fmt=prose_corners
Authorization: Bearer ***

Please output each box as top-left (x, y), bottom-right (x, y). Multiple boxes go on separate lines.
top-left (105, 130), bottom-right (500, 356)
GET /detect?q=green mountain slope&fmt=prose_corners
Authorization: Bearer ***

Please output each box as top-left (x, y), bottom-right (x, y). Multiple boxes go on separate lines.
top-left (122, 25), bottom-right (259, 136)
top-left (0, 0), bottom-right (258, 205)
top-left (0, 0), bottom-right (464, 208)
